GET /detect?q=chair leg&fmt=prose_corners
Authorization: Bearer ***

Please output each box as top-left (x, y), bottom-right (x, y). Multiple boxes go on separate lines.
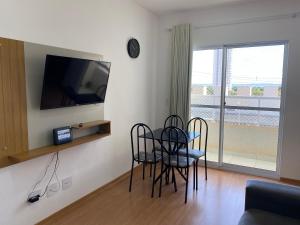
top-left (171, 167), bottom-right (176, 184)
top-left (193, 162), bottom-right (196, 190)
top-left (142, 163), bottom-right (145, 180)
top-left (165, 168), bottom-right (168, 184)
top-left (185, 169), bottom-right (189, 204)
top-left (151, 163), bottom-right (156, 198)
top-left (165, 168), bottom-right (170, 185)
top-left (172, 167), bottom-right (177, 192)
top-left (196, 160), bottom-right (199, 190)
top-left (129, 160), bottom-right (134, 192)
top-left (168, 167), bottom-right (171, 184)
top-left (205, 155), bottom-right (208, 181)
top-left (159, 164), bottom-right (163, 198)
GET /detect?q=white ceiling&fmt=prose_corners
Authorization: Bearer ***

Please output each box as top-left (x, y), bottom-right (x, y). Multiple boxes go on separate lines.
top-left (135, 0), bottom-right (256, 15)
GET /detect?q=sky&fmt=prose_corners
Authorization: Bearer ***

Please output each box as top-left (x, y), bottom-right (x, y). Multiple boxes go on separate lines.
top-left (192, 45), bottom-right (285, 85)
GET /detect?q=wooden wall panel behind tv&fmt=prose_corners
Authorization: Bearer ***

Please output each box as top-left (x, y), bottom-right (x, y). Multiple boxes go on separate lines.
top-left (0, 37), bottom-right (28, 162)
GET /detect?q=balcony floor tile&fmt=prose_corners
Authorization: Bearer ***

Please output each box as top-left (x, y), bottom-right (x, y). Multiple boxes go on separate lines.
top-left (204, 150), bottom-right (276, 171)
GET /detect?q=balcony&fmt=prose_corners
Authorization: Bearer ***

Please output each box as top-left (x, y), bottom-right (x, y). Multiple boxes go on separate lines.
top-left (191, 89), bottom-right (280, 171)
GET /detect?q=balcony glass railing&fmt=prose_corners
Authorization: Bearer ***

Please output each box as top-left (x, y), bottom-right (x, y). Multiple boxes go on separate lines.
top-left (191, 99), bottom-right (279, 171)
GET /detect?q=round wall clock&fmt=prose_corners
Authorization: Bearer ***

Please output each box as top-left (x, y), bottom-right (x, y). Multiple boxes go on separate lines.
top-left (127, 38), bottom-right (140, 58)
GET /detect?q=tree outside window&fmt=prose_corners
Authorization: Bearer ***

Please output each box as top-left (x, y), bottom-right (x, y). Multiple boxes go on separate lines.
top-left (278, 87), bottom-right (281, 97)
top-left (206, 86), bottom-right (214, 95)
top-left (251, 87), bottom-right (264, 96)
top-left (228, 86), bottom-right (237, 96)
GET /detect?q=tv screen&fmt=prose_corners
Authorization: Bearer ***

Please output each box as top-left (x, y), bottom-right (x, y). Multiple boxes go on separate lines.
top-left (40, 55), bottom-right (111, 110)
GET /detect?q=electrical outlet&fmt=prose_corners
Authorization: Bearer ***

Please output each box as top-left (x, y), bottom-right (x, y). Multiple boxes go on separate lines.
top-left (46, 182), bottom-right (59, 198)
top-left (28, 189), bottom-right (42, 199)
top-left (62, 177), bottom-right (72, 190)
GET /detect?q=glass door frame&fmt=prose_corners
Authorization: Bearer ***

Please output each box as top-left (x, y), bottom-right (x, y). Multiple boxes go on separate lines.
top-left (193, 41), bottom-right (289, 178)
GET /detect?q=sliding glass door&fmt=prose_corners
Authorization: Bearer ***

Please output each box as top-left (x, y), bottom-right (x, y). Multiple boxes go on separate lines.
top-left (191, 48), bottom-right (222, 163)
top-left (191, 42), bottom-right (287, 174)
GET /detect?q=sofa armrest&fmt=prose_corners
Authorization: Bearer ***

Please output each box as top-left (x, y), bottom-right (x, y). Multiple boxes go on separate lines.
top-left (245, 180), bottom-right (300, 219)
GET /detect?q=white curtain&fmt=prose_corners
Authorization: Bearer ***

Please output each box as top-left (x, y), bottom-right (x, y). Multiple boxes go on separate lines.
top-left (169, 24), bottom-right (192, 126)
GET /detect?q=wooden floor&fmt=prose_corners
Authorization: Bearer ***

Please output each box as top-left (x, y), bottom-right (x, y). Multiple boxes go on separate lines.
top-left (39, 166), bottom-right (271, 225)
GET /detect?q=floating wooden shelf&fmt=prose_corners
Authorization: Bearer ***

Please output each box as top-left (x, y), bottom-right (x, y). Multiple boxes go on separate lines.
top-left (2, 120), bottom-right (111, 168)
top-left (9, 133), bottom-right (110, 163)
top-left (71, 120), bottom-right (110, 130)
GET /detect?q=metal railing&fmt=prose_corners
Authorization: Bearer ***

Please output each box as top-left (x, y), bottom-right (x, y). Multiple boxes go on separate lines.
top-left (191, 102), bottom-right (280, 127)
top-left (191, 95), bottom-right (281, 108)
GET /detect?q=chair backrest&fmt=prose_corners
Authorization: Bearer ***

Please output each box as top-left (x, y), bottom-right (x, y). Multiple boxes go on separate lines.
top-left (187, 117), bottom-right (208, 153)
top-left (160, 126), bottom-right (189, 167)
top-left (130, 123), bottom-right (156, 163)
top-left (164, 115), bottom-right (184, 130)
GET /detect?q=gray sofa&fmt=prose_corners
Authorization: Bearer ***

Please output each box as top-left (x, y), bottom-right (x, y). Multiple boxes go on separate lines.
top-left (239, 180), bottom-right (300, 225)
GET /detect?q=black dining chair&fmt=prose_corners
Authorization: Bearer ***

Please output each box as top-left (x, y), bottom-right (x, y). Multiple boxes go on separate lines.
top-left (129, 123), bottom-right (161, 197)
top-left (152, 114), bottom-right (184, 164)
top-left (164, 115), bottom-right (184, 129)
top-left (159, 126), bottom-right (195, 203)
top-left (163, 115), bottom-right (188, 182)
top-left (178, 117), bottom-right (208, 190)
top-left (146, 115), bottom-right (183, 182)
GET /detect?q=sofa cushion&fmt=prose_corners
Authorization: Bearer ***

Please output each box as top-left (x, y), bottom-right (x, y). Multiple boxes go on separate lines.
top-left (238, 209), bottom-right (300, 225)
top-left (246, 180), bottom-right (300, 219)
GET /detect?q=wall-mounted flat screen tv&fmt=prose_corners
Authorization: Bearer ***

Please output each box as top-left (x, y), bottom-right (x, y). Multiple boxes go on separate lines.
top-left (40, 55), bottom-right (111, 110)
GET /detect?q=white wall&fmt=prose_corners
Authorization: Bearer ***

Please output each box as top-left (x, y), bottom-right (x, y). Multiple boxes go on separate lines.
top-left (157, 0), bottom-right (300, 180)
top-left (0, 0), bottom-right (158, 225)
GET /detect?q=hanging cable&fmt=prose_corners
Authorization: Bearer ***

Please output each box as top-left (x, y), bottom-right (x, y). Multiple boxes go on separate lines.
top-left (27, 152), bottom-right (60, 201)
top-left (40, 152), bottom-right (60, 197)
